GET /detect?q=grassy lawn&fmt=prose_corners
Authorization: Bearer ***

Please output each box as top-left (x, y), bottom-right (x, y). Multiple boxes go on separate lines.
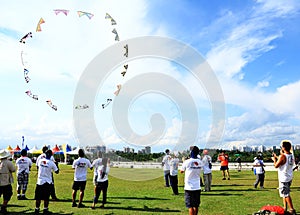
top-left (5, 164), bottom-right (300, 215)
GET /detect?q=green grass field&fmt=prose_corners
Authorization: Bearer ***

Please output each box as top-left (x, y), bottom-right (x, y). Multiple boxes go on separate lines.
top-left (5, 164), bottom-right (300, 215)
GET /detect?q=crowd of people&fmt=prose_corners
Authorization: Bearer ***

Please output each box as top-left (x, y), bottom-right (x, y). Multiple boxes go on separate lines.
top-left (162, 140), bottom-right (296, 215)
top-left (0, 140), bottom-right (297, 215)
top-left (0, 147), bottom-right (110, 214)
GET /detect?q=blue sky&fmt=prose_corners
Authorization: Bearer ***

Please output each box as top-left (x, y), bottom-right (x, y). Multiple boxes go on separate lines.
top-left (0, 0), bottom-right (300, 153)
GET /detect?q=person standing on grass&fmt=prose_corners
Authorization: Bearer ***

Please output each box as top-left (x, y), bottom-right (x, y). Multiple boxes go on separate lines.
top-left (91, 157), bottom-right (110, 209)
top-left (202, 149), bottom-right (212, 192)
top-left (253, 155), bottom-right (265, 189)
top-left (271, 140), bottom-right (296, 215)
top-left (0, 149), bottom-right (15, 214)
top-left (236, 156), bottom-right (242, 172)
top-left (72, 149), bottom-right (92, 208)
top-left (34, 150), bottom-right (59, 215)
top-left (162, 149), bottom-right (171, 187)
top-left (16, 149), bottom-right (32, 200)
top-left (218, 151), bottom-right (230, 180)
top-left (36, 146), bottom-right (59, 201)
top-left (180, 146), bottom-right (203, 215)
top-left (169, 152), bottom-right (179, 195)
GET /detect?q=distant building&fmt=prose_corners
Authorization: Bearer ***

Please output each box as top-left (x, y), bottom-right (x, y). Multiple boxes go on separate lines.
top-left (124, 147), bottom-right (134, 153)
top-left (85, 145), bottom-right (106, 155)
top-left (258, 145), bottom-right (266, 152)
top-left (145, 146), bottom-right (151, 154)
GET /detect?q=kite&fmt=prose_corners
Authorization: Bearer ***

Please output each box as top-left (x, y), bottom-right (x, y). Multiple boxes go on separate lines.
top-left (21, 51), bottom-right (28, 67)
top-left (102, 98), bottom-right (112, 109)
top-left (23, 68), bottom-right (30, 83)
top-left (54, 9), bottom-right (69, 16)
top-left (105, 13), bottom-right (117, 25)
top-left (19, 32), bottom-right (32, 43)
top-left (114, 84), bottom-right (122, 96)
top-left (124, 44), bottom-right (128, 57)
top-left (25, 90), bottom-right (38, 100)
top-left (121, 64), bottom-right (128, 77)
top-left (77, 11), bottom-right (94, 19)
top-left (112, 28), bottom-right (119, 41)
top-left (36, 18), bottom-right (45, 32)
top-left (75, 104), bottom-right (89, 109)
top-left (46, 100), bottom-right (57, 111)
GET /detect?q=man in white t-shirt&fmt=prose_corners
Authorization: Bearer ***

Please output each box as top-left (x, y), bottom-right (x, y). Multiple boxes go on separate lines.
top-left (180, 146), bottom-right (203, 215)
top-left (253, 155), bottom-right (265, 189)
top-left (202, 149), bottom-right (212, 192)
top-left (36, 146), bottom-right (58, 201)
top-left (91, 157), bottom-right (110, 209)
top-left (34, 150), bottom-right (59, 215)
top-left (272, 140), bottom-right (296, 215)
top-left (16, 149), bottom-right (32, 200)
top-left (72, 149), bottom-right (92, 208)
top-left (169, 152), bottom-right (179, 195)
top-left (162, 149), bottom-right (171, 187)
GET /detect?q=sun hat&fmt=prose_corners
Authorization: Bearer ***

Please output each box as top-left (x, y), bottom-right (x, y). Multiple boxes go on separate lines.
top-left (0, 149), bottom-right (12, 159)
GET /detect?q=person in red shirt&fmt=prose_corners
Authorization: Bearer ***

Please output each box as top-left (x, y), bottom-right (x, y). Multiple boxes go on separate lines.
top-left (218, 151), bottom-right (230, 180)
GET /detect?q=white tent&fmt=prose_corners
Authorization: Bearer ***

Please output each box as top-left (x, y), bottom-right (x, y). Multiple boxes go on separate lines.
top-left (66, 147), bottom-right (92, 155)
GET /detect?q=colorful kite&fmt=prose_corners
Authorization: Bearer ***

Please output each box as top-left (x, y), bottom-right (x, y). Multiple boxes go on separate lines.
top-left (114, 84), bottom-right (122, 96)
top-left (46, 100), bottom-right (57, 111)
top-left (54, 9), bottom-right (69, 16)
top-left (102, 98), bottom-right (112, 109)
top-left (112, 28), bottom-right (119, 41)
top-left (75, 104), bottom-right (89, 109)
top-left (105, 13), bottom-right (117, 25)
top-left (124, 44), bottom-right (128, 57)
top-left (77, 11), bottom-right (94, 19)
top-left (23, 68), bottom-right (30, 83)
top-left (121, 64), bottom-right (128, 77)
top-left (19, 32), bottom-right (32, 43)
top-left (25, 90), bottom-right (38, 100)
top-left (36, 18), bottom-right (45, 32)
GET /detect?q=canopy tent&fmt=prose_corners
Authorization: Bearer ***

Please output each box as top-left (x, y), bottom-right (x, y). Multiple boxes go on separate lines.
top-left (6, 145), bottom-right (13, 151)
top-left (66, 147), bottom-right (92, 155)
top-left (24, 145), bottom-right (30, 151)
top-left (52, 145), bottom-right (64, 155)
top-left (28, 146), bottom-right (43, 154)
top-left (13, 145), bottom-right (21, 153)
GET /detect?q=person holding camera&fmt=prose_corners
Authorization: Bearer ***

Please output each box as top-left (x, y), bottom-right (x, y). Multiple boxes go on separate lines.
top-left (271, 140), bottom-right (296, 215)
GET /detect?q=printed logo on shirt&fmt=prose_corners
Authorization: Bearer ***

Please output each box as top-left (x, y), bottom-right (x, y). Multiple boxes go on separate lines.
top-left (78, 162), bottom-right (86, 168)
top-left (191, 161), bottom-right (201, 169)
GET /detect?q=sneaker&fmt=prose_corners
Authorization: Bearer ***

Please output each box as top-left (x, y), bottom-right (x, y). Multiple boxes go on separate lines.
top-left (0, 206), bottom-right (7, 214)
top-left (72, 202), bottom-right (77, 207)
top-left (34, 208), bottom-right (40, 215)
top-left (222, 178), bottom-right (226, 180)
top-left (22, 195), bottom-right (29, 200)
top-left (43, 208), bottom-right (51, 215)
top-left (77, 203), bottom-right (85, 208)
top-left (289, 209), bottom-right (296, 215)
top-left (99, 204), bottom-right (105, 208)
top-left (17, 195), bottom-right (22, 200)
top-left (227, 178), bottom-right (230, 180)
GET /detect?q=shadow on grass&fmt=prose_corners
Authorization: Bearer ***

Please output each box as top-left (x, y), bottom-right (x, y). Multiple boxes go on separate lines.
top-left (6, 209), bottom-right (74, 215)
top-left (101, 205), bottom-right (181, 213)
top-left (202, 192), bottom-right (243, 196)
top-left (108, 196), bottom-right (170, 201)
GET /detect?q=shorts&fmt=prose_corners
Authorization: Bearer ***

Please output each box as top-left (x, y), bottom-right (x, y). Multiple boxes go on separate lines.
top-left (220, 166), bottom-right (229, 171)
top-left (17, 172), bottom-right (29, 189)
top-left (72, 181), bottom-right (86, 191)
top-left (184, 190), bottom-right (201, 208)
top-left (279, 181), bottom-right (292, 198)
top-left (35, 183), bottom-right (51, 200)
top-left (0, 185), bottom-right (13, 201)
